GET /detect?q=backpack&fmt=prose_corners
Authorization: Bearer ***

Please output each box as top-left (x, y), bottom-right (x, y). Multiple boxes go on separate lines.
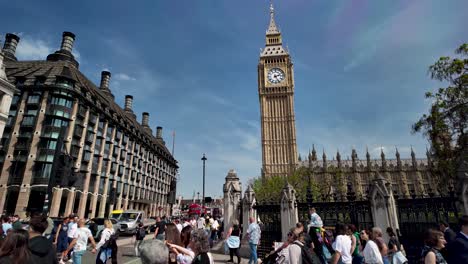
top-left (102, 232), bottom-right (118, 249)
top-left (293, 242), bottom-right (315, 264)
top-left (136, 227), bottom-right (146, 240)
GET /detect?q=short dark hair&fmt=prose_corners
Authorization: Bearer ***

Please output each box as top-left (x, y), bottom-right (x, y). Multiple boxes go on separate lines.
top-left (459, 215), bottom-right (468, 228)
top-left (335, 223), bottom-right (348, 236)
top-left (296, 222), bottom-right (304, 229)
top-left (424, 229), bottom-right (444, 247)
top-left (439, 221), bottom-right (449, 227)
top-left (386, 227), bottom-right (396, 237)
top-left (29, 215), bottom-right (49, 234)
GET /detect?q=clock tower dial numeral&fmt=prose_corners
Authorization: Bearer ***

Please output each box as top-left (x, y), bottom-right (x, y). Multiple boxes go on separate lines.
top-left (267, 68), bottom-right (285, 84)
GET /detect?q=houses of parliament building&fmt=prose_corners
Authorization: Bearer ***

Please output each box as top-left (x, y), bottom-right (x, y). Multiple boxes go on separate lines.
top-left (258, 4), bottom-right (456, 200)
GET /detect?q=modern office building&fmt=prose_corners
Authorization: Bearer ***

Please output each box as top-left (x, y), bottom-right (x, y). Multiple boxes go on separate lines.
top-left (0, 32), bottom-right (178, 218)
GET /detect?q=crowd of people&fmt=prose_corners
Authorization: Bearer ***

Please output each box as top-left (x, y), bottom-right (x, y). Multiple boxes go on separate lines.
top-left (262, 208), bottom-right (468, 264)
top-left (136, 214), bottom-right (223, 264)
top-left (0, 209), bottom-right (466, 264)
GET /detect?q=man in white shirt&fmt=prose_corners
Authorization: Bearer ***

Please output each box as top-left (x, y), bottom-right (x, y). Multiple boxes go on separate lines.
top-left (175, 219), bottom-right (183, 232)
top-left (66, 214), bottom-right (78, 259)
top-left (197, 215), bottom-right (205, 229)
top-left (63, 218), bottom-right (97, 264)
top-left (331, 223), bottom-right (352, 264)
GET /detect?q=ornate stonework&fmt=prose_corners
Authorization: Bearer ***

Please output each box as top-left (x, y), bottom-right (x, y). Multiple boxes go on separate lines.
top-left (258, 3), bottom-right (298, 178)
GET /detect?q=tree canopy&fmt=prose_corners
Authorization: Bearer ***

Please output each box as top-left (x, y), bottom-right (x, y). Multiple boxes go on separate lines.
top-left (413, 43), bottom-right (468, 189)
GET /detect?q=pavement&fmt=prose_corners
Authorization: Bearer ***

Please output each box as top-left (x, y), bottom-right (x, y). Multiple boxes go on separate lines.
top-left (81, 234), bottom-right (249, 264)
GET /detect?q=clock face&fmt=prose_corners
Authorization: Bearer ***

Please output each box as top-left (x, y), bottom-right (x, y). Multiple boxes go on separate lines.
top-left (267, 68), bottom-right (285, 84)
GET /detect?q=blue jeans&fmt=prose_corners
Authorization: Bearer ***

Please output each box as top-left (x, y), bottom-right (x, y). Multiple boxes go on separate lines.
top-left (72, 250), bottom-right (86, 264)
top-left (249, 242), bottom-right (258, 264)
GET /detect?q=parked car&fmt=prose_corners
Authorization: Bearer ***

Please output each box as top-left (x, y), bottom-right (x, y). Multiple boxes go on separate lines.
top-left (85, 218), bottom-right (120, 240)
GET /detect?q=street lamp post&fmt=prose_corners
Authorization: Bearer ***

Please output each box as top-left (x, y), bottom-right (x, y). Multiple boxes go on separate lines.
top-left (201, 154), bottom-right (207, 209)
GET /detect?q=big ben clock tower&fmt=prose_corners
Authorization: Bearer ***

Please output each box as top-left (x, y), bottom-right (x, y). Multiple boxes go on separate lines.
top-left (259, 3), bottom-right (298, 178)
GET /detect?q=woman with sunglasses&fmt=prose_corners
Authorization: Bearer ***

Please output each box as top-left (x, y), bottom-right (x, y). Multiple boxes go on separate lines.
top-left (361, 229), bottom-right (383, 264)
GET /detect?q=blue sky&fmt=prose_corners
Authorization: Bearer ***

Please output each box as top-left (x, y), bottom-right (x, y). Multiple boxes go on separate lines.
top-left (3, 0), bottom-right (467, 199)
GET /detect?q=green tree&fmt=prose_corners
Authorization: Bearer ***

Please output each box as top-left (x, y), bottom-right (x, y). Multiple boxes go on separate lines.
top-left (413, 43), bottom-right (468, 190)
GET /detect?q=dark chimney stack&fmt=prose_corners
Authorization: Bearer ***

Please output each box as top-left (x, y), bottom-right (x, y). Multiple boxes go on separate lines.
top-left (156, 126), bottom-right (163, 139)
top-left (2, 33), bottom-right (20, 61)
top-left (60, 31), bottom-right (76, 53)
top-left (46, 31), bottom-right (79, 67)
top-left (124, 95), bottom-right (133, 112)
top-left (100, 71), bottom-right (111, 90)
top-left (142, 112), bottom-right (149, 127)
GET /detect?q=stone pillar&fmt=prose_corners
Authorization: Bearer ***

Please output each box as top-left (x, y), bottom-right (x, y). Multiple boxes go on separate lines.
top-left (242, 185), bottom-right (257, 235)
top-left (280, 182), bottom-right (298, 241)
top-left (223, 169), bottom-right (242, 234)
top-left (369, 174), bottom-right (399, 240)
top-left (64, 188), bottom-right (76, 216)
top-left (49, 187), bottom-right (63, 217)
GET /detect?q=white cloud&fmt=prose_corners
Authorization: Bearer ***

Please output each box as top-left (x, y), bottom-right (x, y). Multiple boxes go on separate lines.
top-left (15, 37), bottom-right (52, 60)
top-left (114, 73), bottom-right (136, 81)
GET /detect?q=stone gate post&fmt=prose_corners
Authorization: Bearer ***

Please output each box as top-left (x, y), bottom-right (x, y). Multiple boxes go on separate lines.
top-left (242, 185), bottom-right (257, 235)
top-left (280, 182), bottom-right (298, 241)
top-left (369, 174), bottom-right (399, 240)
top-left (223, 169), bottom-right (242, 234)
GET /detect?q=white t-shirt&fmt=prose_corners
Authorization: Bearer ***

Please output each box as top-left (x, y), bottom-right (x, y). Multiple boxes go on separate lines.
top-left (332, 235), bottom-right (352, 264)
top-left (176, 223), bottom-right (183, 232)
top-left (363, 240), bottom-right (383, 264)
top-left (67, 222), bottom-right (78, 238)
top-left (73, 227), bottom-right (93, 252)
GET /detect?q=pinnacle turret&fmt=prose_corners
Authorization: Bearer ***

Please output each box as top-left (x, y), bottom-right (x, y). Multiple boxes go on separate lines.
top-left (266, 2), bottom-right (280, 35)
top-left (311, 144), bottom-right (317, 161)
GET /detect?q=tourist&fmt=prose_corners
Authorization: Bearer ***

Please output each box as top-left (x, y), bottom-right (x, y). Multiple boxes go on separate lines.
top-left (134, 222), bottom-right (146, 257)
top-left (447, 215), bottom-right (468, 263)
top-left (0, 229), bottom-right (31, 263)
top-left (225, 220), bottom-right (242, 264)
top-left (154, 216), bottom-right (166, 240)
top-left (176, 219), bottom-right (183, 233)
top-left (167, 225), bottom-right (195, 264)
top-left (11, 215), bottom-right (21, 231)
top-left (43, 215), bottom-right (54, 239)
top-left (288, 228), bottom-right (303, 263)
top-left (421, 229), bottom-right (447, 264)
top-left (190, 217), bottom-right (197, 228)
top-left (197, 215), bottom-right (205, 230)
top-left (166, 222), bottom-right (183, 264)
top-left (211, 217), bottom-right (219, 242)
top-left (247, 216), bottom-right (261, 264)
top-left (438, 221), bottom-right (456, 244)
top-left (190, 229), bottom-right (214, 264)
top-left (66, 214), bottom-right (78, 258)
top-left (361, 229), bottom-right (383, 264)
top-left (62, 218), bottom-right (97, 264)
top-left (53, 217), bottom-right (70, 259)
top-left (95, 219), bottom-right (116, 264)
top-left (1, 217), bottom-right (11, 236)
top-left (309, 208), bottom-right (323, 229)
top-left (27, 214), bottom-right (58, 263)
top-left (331, 223), bottom-right (352, 264)
top-left (385, 227), bottom-right (407, 264)
top-left (139, 239), bottom-right (169, 264)
top-left (348, 224), bottom-right (363, 264)
top-left (372, 227), bottom-right (389, 264)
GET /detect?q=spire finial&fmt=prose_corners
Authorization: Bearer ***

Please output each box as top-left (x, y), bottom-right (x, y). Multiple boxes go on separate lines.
top-left (266, 0), bottom-right (280, 35)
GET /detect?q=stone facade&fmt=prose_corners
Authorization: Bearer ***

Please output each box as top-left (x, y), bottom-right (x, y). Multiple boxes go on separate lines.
top-left (0, 49), bottom-right (18, 142)
top-left (223, 169), bottom-right (242, 234)
top-left (0, 32), bottom-right (178, 218)
top-left (299, 146), bottom-right (440, 200)
top-left (258, 4), bottom-right (298, 178)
